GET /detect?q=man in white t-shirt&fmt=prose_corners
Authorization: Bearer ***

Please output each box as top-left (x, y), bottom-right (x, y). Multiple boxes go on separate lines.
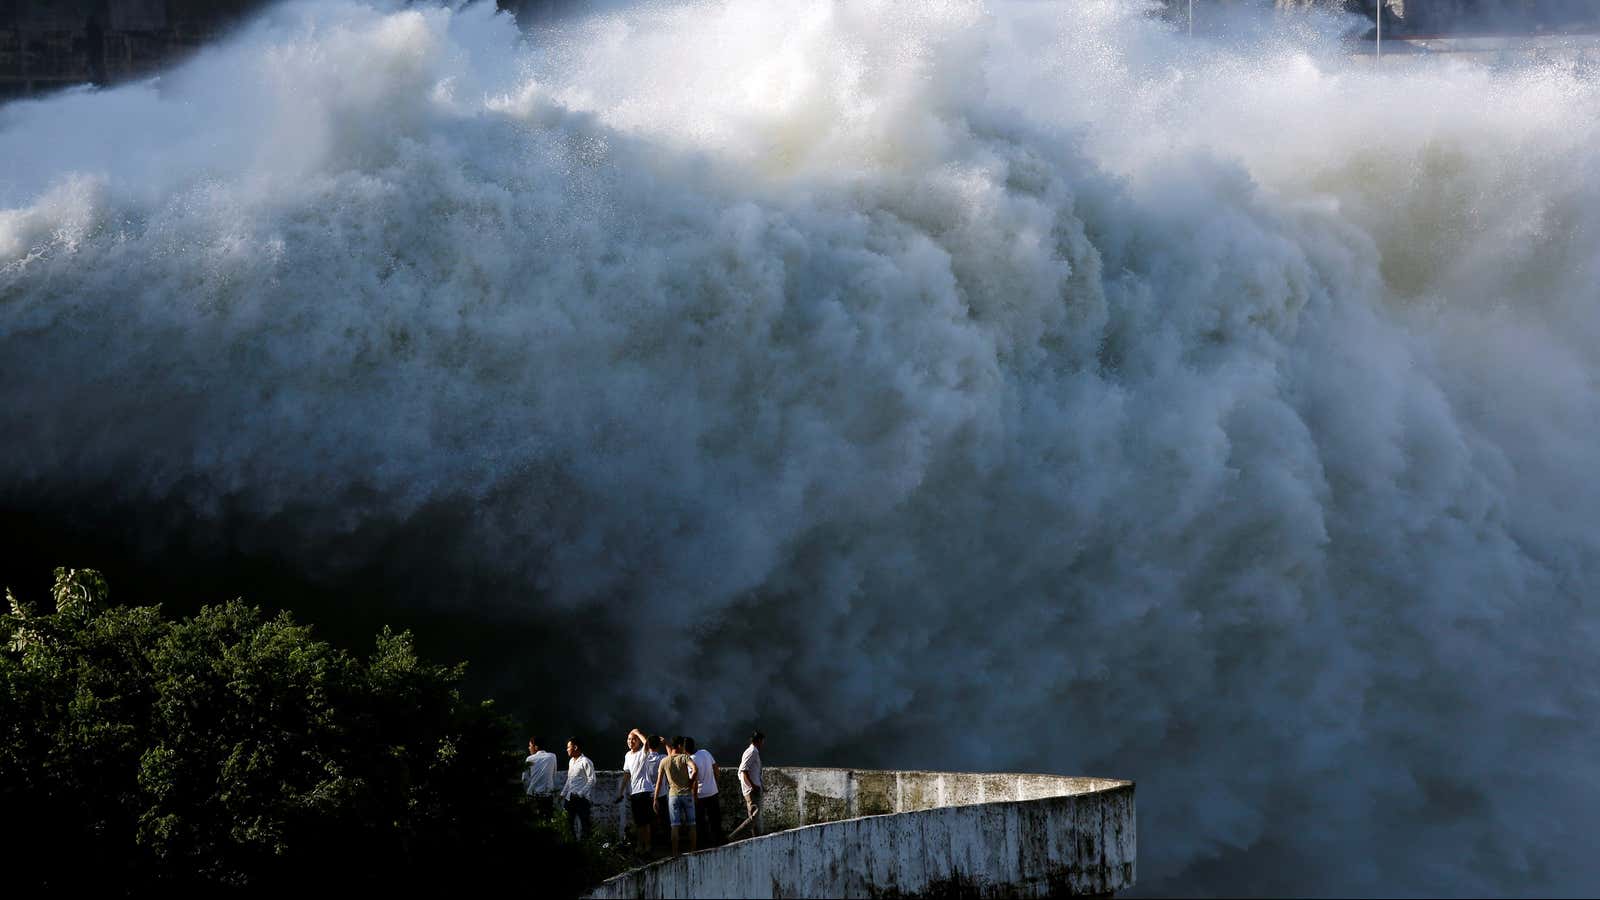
top-left (738, 730), bottom-right (765, 837)
top-left (523, 736), bottom-right (558, 819)
top-left (615, 729), bottom-right (656, 852)
top-left (686, 736), bottom-right (721, 847)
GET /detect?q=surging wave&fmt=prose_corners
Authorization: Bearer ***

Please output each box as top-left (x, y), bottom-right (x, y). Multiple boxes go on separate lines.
top-left (4, 1), bottom-right (1600, 894)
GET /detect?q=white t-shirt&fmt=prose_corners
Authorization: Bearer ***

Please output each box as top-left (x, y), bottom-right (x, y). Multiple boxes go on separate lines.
top-left (692, 749), bottom-right (719, 797)
top-left (739, 744), bottom-right (762, 793)
top-left (524, 750), bottom-right (557, 795)
top-left (623, 748), bottom-right (655, 796)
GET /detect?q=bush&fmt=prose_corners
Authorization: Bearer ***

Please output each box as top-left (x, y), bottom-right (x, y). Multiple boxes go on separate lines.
top-left (0, 568), bottom-right (601, 894)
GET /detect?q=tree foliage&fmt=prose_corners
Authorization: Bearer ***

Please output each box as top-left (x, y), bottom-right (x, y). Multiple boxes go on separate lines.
top-left (0, 568), bottom-right (597, 893)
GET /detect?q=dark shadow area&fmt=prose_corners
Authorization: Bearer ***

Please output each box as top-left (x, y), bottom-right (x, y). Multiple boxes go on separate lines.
top-left (1, 492), bottom-right (636, 742)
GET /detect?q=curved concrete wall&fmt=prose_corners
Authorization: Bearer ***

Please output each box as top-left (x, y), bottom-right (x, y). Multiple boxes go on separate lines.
top-left (579, 768), bottom-right (1135, 899)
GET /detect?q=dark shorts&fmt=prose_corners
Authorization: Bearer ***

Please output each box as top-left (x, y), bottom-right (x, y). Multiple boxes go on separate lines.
top-left (630, 791), bottom-right (656, 826)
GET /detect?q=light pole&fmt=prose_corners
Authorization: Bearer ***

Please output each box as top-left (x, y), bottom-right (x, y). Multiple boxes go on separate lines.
top-left (1375, 0), bottom-right (1382, 63)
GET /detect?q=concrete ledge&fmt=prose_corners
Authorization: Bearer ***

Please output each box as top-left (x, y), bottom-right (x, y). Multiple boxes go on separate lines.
top-left (575, 767), bottom-right (1136, 899)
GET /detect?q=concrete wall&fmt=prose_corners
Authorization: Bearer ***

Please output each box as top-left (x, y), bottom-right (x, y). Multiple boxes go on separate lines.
top-left (553, 768), bottom-right (629, 838)
top-left (578, 768), bottom-right (1136, 899)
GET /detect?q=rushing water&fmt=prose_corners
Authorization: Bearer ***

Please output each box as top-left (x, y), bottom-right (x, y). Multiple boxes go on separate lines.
top-left (4, 1), bottom-right (1600, 894)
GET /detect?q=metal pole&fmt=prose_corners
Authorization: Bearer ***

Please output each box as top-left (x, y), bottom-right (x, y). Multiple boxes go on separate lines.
top-left (1188, 0), bottom-right (1193, 37)
top-left (1375, 0), bottom-right (1381, 62)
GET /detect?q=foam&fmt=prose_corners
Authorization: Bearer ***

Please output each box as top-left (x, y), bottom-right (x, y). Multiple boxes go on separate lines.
top-left (3, 1), bottom-right (1598, 892)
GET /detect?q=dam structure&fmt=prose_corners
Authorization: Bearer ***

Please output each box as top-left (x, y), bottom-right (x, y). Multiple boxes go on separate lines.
top-left (558, 766), bottom-right (1136, 899)
top-left (0, 0), bottom-right (262, 98)
top-left (0, 0), bottom-right (559, 98)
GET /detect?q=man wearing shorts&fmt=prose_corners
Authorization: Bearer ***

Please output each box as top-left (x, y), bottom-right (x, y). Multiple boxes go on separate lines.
top-left (652, 736), bottom-right (699, 856)
top-left (616, 729), bottom-right (656, 852)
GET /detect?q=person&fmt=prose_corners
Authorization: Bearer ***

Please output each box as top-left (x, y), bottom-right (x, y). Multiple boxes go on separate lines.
top-left (652, 736), bottom-right (699, 856)
top-left (615, 729), bottom-right (656, 852)
top-left (644, 735), bottom-right (667, 824)
top-left (561, 737), bottom-right (595, 841)
top-left (686, 736), bottom-right (722, 847)
top-left (739, 730), bottom-right (765, 837)
top-left (523, 735), bottom-right (558, 819)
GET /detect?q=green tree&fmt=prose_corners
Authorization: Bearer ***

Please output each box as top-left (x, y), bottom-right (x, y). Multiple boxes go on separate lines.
top-left (0, 568), bottom-right (608, 894)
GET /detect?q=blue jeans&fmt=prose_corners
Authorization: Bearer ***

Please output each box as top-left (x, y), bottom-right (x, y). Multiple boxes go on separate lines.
top-left (668, 793), bottom-right (697, 827)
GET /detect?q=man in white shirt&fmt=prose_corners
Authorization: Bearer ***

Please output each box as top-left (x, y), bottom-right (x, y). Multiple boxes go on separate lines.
top-left (523, 735), bottom-right (558, 819)
top-left (615, 729), bottom-right (656, 851)
top-left (686, 736), bottom-right (722, 847)
top-left (738, 730), bottom-right (765, 837)
top-left (560, 737), bottom-right (596, 841)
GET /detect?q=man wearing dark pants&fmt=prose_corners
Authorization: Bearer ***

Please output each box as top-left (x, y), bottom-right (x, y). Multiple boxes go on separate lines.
top-left (524, 735), bottom-right (558, 821)
top-left (561, 737), bottom-right (595, 841)
top-left (686, 736), bottom-right (721, 847)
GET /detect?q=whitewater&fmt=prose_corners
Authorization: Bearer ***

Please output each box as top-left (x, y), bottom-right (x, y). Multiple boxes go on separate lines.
top-left (4, 0), bottom-right (1599, 894)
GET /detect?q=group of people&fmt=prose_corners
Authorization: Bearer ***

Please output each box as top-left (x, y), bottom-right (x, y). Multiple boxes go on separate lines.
top-left (522, 730), bottom-right (767, 858)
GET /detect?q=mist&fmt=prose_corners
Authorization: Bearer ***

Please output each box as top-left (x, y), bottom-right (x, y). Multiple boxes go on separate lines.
top-left (4, 1), bottom-right (1599, 894)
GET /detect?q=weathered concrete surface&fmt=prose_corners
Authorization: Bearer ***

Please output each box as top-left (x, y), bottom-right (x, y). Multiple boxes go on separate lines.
top-left (580, 768), bottom-right (1136, 899)
top-left (550, 768), bottom-right (628, 839)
